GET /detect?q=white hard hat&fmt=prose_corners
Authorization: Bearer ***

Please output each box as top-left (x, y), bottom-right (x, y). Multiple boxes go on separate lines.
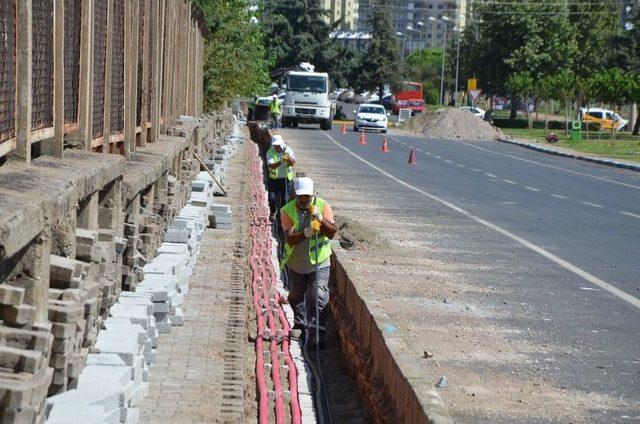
top-left (294, 177), bottom-right (314, 196)
top-left (271, 134), bottom-right (284, 146)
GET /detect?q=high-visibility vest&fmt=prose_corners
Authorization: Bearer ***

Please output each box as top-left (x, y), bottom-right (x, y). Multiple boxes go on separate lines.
top-left (269, 100), bottom-right (281, 115)
top-left (280, 197), bottom-right (332, 271)
top-left (267, 147), bottom-right (293, 180)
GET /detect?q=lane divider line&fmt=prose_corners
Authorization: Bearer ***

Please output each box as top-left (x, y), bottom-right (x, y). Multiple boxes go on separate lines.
top-left (323, 132), bottom-right (640, 310)
top-left (525, 186), bottom-right (541, 192)
top-left (551, 194), bottom-right (568, 199)
top-left (620, 211), bottom-right (640, 220)
top-left (502, 179), bottom-right (517, 185)
top-left (580, 201), bottom-right (604, 208)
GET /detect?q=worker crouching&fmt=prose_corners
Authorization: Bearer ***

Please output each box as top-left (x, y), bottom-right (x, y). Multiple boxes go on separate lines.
top-left (280, 177), bottom-right (337, 347)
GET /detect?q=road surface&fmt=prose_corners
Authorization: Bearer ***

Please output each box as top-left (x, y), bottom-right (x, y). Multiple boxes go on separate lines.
top-left (279, 124), bottom-right (640, 423)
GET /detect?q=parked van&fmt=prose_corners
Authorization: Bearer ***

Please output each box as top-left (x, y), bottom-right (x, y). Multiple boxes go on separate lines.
top-left (579, 107), bottom-right (629, 131)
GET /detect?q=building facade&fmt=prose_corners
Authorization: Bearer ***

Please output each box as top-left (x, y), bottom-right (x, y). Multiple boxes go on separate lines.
top-left (358, 0), bottom-right (467, 54)
top-left (322, 0), bottom-right (359, 30)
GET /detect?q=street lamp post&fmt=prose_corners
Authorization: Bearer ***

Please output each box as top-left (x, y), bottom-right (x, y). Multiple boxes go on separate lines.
top-left (428, 16), bottom-right (436, 48)
top-left (439, 16), bottom-right (450, 106)
top-left (454, 26), bottom-right (461, 106)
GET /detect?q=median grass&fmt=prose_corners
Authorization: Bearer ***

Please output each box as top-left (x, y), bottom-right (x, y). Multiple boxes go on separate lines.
top-left (502, 128), bottom-right (640, 163)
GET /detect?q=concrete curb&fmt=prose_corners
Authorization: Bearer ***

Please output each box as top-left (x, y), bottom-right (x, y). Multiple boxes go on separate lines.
top-left (498, 137), bottom-right (640, 172)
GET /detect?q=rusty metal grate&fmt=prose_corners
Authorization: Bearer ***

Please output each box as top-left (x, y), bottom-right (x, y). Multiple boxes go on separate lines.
top-left (147, 0), bottom-right (154, 123)
top-left (110, 0), bottom-right (125, 135)
top-left (136, 0), bottom-right (145, 127)
top-left (0, 0), bottom-right (16, 143)
top-left (64, 0), bottom-right (81, 125)
top-left (92, 0), bottom-right (108, 139)
top-left (32, 0), bottom-right (54, 132)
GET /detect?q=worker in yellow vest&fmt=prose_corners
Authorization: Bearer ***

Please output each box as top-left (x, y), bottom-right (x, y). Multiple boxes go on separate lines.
top-left (280, 177), bottom-right (337, 344)
top-left (267, 134), bottom-right (295, 222)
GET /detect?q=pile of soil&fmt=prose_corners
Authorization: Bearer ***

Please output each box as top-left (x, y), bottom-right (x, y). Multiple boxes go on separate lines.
top-left (334, 215), bottom-right (391, 251)
top-left (399, 108), bottom-right (504, 141)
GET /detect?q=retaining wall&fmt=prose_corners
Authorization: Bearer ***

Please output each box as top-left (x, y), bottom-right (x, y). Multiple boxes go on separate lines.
top-left (0, 111), bottom-right (232, 423)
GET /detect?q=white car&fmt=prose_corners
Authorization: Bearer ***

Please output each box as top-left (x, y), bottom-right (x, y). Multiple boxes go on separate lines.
top-left (354, 103), bottom-right (388, 133)
top-left (460, 106), bottom-right (486, 119)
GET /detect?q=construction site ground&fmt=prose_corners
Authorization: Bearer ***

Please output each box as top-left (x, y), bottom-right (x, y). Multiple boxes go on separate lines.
top-left (279, 125), bottom-right (640, 423)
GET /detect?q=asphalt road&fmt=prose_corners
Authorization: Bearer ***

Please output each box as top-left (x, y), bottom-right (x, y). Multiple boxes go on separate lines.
top-left (283, 124), bottom-right (640, 422)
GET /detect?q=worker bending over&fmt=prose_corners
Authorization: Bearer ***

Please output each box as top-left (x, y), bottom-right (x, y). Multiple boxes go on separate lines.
top-left (280, 177), bottom-right (337, 346)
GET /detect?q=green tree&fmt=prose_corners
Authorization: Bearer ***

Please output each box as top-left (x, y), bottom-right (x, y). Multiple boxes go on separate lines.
top-left (360, 1), bottom-right (402, 99)
top-left (544, 70), bottom-right (576, 137)
top-left (264, 0), bottom-right (344, 83)
top-left (506, 72), bottom-right (535, 129)
top-left (405, 48), bottom-right (442, 104)
top-left (194, 0), bottom-right (271, 110)
top-left (588, 68), bottom-right (637, 143)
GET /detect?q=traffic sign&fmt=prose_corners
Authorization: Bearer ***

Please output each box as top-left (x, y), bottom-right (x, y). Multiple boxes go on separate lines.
top-left (469, 89), bottom-right (482, 102)
top-left (467, 78), bottom-right (477, 90)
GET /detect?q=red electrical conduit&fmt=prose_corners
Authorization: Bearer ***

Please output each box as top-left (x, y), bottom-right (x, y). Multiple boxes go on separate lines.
top-left (248, 144), bottom-right (302, 424)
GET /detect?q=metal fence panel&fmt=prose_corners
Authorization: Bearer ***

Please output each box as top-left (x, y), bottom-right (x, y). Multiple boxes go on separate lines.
top-left (0, 0), bottom-right (16, 143)
top-left (110, 0), bottom-right (125, 135)
top-left (64, 0), bottom-right (81, 125)
top-left (136, 0), bottom-right (145, 127)
top-left (32, 0), bottom-right (54, 132)
top-left (92, 0), bottom-right (108, 139)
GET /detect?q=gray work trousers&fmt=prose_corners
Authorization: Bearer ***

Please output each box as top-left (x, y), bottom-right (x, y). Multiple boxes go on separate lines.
top-left (287, 267), bottom-right (330, 331)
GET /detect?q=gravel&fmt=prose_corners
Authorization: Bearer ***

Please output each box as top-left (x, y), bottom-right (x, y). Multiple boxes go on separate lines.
top-left (398, 108), bottom-right (504, 141)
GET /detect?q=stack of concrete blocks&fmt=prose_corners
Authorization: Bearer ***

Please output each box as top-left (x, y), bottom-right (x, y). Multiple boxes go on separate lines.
top-left (121, 215), bottom-right (144, 291)
top-left (47, 294), bottom-right (154, 424)
top-left (135, 214), bottom-right (163, 269)
top-left (0, 284), bottom-right (53, 423)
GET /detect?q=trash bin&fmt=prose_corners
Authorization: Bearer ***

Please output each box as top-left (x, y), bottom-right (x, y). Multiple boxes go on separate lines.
top-left (571, 120), bottom-right (582, 141)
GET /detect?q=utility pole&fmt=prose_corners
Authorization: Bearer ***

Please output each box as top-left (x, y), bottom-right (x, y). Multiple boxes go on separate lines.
top-left (454, 24), bottom-right (461, 106)
top-left (439, 17), bottom-right (450, 106)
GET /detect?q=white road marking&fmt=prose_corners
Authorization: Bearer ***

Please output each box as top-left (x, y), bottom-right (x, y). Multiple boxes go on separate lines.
top-left (525, 186), bottom-right (541, 192)
top-left (457, 164), bottom-right (466, 168)
top-left (455, 140), bottom-right (640, 191)
top-left (485, 173), bottom-right (497, 178)
top-left (445, 159), bottom-right (453, 164)
top-left (502, 179), bottom-right (517, 184)
top-left (499, 201), bottom-right (516, 205)
top-left (425, 151), bottom-right (432, 156)
top-left (620, 211), bottom-right (640, 220)
top-left (580, 287), bottom-right (600, 291)
top-left (581, 201), bottom-right (603, 208)
top-left (416, 148), bottom-right (423, 152)
top-left (551, 194), bottom-right (568, 199)
top-left (323, 132), bottom-right (640, 310)
top-left (470, 167), bottom-right (481, 172)
top-left (435, 155), bottom-right (442, 159)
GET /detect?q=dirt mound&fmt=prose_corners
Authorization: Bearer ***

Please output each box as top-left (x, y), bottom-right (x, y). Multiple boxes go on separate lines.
top-left (399, 108), bottom-right (503, 141)
top-left (334, 216), bottom-right (391, 251)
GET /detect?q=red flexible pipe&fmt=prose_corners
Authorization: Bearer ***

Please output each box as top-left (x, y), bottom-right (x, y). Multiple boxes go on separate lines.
top-left (248, 143), bottom-right (301, 424)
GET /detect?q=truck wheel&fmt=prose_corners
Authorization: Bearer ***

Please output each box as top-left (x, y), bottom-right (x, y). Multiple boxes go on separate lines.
top-left (320, 119), bottom-right (332, 131)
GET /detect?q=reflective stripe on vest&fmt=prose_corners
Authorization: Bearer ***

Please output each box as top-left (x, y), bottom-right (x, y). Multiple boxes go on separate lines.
top-left (280, 197), bottom-right (332, 271)
top-left (267, 147), bottom-right (293, 180)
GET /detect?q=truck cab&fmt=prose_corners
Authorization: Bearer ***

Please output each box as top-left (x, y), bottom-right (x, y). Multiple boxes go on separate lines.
top-left (281, 71), bottom-right (335, 130)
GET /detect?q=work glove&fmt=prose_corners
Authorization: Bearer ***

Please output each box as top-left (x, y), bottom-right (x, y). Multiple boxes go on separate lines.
top-left (282, 154), bottom-right (290, 163)
top-left (308, 205), bottom-right (323, 222)
top-left (303, 220), bottom-right (321, 238)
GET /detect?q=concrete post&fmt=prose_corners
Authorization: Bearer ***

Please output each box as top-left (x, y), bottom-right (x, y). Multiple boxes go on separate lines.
top-left (13, 0), bottom-right (33, 162)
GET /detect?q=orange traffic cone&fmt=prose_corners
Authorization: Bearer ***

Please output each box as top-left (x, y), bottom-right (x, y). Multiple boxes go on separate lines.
top-left (359, 131), bottom-right (366, 145)
top-left (408, 146), bottom-right (416, 164)
top-left (381, 137), bottom-right (389, 152)
top-left (341, 122), bottom-right (346, 134)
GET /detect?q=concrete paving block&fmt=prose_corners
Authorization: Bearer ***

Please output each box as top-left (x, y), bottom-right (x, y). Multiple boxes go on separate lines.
top-left (153, 302), bottom-right (169, 314)
top-left (191, 181), bottom-right (208, 192)
top-left (125, 407), bottom-right (140, 424)
top-left (47, 386), bottom-right (125, 411)
top-left (94, 331), bottom-right (141, 365)
top-left (46, 404), bottom-right (107, 424)
top-left (86, 353), bottom-right (127, 367)
top-left (115, 297), bottom-right (154, 316)
top-left (128, 382), bottom-right (149, 407)
top-left (103, 319), bottom-right (149, 345)
top-left (156, 243), bottom-right (189, 256)
top-left (164, 228), bottom-right (191, 244)
top-left (170, 308), bottom-right (184, 326)
top-left (77, 365), bottom-right (133, 389)
top-left (155, 321), bottom-right (172, 334)
top-left (108, 304), bottom-right (150, 330)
